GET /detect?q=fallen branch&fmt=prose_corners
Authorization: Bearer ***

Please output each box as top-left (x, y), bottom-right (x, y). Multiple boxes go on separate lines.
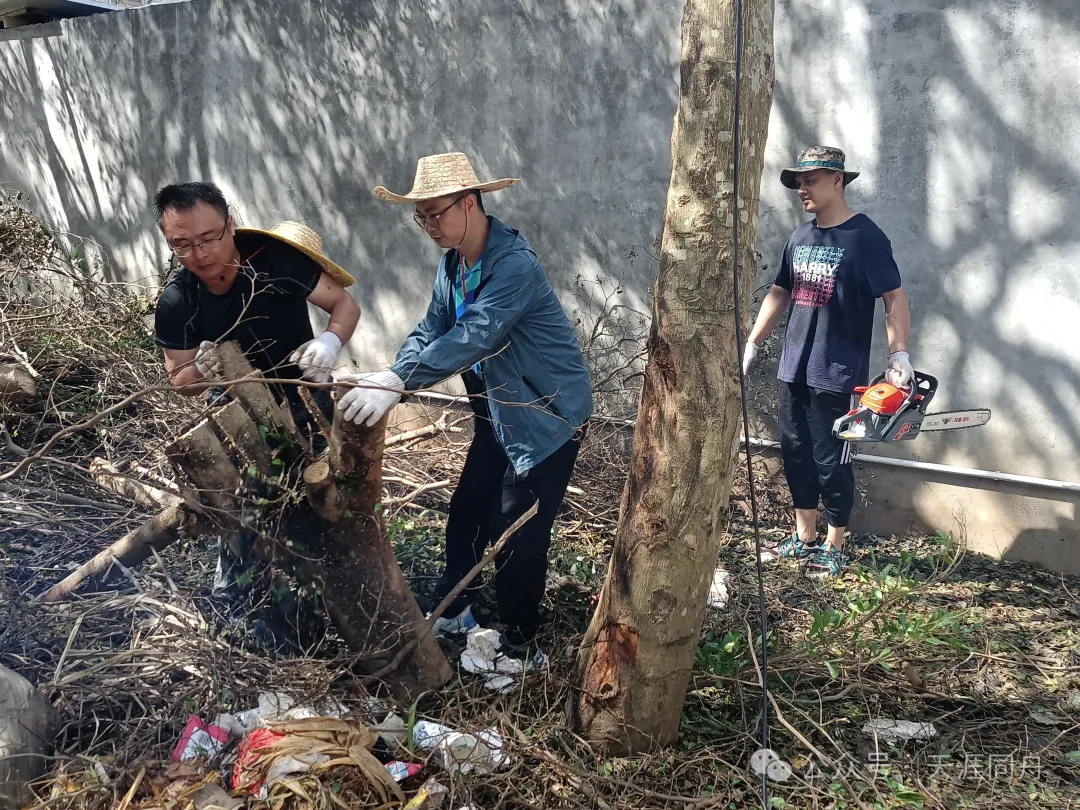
top-left (38, 505), bottom-right (199, 602)
top-left (90, 458), bottom-right (182, 509)
top-left (362, 500), bottom-right (538, 686)
top-left (383, 479), bottom-right (451, 506)
top-left (0, 424), bottom-right (27, 457)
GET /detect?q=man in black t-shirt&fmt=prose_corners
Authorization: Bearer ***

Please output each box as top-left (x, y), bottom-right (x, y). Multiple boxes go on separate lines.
top-left (153, 182), bottom-right (360, 404)
top-left (153, 182), bottom-right (361, 602)
top-left (743, 147), bottom-right (913, 578)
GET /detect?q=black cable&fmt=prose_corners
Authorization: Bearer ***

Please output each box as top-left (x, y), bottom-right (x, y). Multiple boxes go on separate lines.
top-left (727, 0), bottom-right (772, 806)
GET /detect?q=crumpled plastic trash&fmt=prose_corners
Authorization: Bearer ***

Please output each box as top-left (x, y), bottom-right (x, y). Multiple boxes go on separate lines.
top-left (459, 628), bottom-right (546, 693)
top-left (212, 691), bottom-right (349, 739)
top-left (412, 719), bottom-right (509, 775)
top-left (862, 719), bottom-right (937, 742)
top-left (171, 716), bottom-right (231, 762)
top-left (386, 760), bottom-right (424, 783)
top-left (402, 777), bottom-right (449, 810)
top-left (708, 569), bottom-right (730, 609)
top-left (372, 712), bottom-right (408, 748)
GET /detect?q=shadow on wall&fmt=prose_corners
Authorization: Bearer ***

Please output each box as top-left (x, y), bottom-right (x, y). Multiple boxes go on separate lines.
top-left (747, 0), bottom-right (1080, 564)
top-left (0, 0), bottom-right (680, 367)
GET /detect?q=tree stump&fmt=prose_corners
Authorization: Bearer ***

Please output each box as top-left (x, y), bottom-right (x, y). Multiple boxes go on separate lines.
top-left (164, 343), bottom-right (451, 699)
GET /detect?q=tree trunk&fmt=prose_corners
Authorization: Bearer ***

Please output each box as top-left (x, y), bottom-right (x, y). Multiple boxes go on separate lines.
top-left (163, 343), bottom-right (452, 700)
top-left (571, 0), bottom-right (774, 754)
top-left (280, 411), bottom-right (453, 697)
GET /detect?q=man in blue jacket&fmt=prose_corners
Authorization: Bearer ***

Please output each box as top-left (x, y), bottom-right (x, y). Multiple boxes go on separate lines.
top-left (337, 153), bottom-right (593, 665)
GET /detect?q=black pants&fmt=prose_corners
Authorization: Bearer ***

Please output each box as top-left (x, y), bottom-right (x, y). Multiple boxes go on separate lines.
top-left (436, 417), bottom-right (582, 642)
top-left (778, 382), bottom-right (855, 528)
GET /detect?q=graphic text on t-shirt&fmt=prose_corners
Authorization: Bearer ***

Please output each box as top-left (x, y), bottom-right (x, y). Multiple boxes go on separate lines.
top-left (792, 244), bottom-right (846, 308)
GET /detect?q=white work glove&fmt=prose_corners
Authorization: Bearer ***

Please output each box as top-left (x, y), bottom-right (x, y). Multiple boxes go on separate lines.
top-left (195, 340), bottom-right (224, 383)
top-left (741, 341), bottom-right (760, 376)
top-left (336, 369), bottom-right (404, 427)
top-left (885, 351), bottom-right (913, 388)
top-left (289, 331), bottom-right (342, 383)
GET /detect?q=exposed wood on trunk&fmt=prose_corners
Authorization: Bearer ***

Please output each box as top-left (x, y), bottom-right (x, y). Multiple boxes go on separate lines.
top-left (302, 461), bottom-right (342, 522)
top-left (571, 0), bottom-right (775, 754)
top-left (38, 506), bottom-right (198, 602)
top-left (90, 458), bottom-right (182, 509)
top-left (211, 399), bottom-right (272, 479)
top-left (159, 346), bottom-right (451, 699)
top-left (165, 420), bottom-right (242, 518)
top-left (0, 364), bottom-right (35, 403)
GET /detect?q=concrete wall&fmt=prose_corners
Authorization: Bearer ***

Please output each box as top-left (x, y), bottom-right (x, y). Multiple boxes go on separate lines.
top-left (751, 0), bottom-right (1080, 572)
top-left (0, 0), bottom-right (678, 360)
top-left (1, 0), bottom-right (1078, 570)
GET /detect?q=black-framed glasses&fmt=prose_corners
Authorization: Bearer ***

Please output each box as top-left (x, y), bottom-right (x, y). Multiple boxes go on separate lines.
top-left (170, 222), bottom-right (229, 258)
top-left (413, 195), bottom-right (464, 229)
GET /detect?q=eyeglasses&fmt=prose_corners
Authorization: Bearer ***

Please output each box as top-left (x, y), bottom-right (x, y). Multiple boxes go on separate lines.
top-left (413, 196), bottom-right (464, 229)
top-left (170, 222), bottom-right (229, 258)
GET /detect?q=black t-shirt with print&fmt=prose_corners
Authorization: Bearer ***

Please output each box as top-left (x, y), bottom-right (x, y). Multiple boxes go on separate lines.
top-left (773, 213), bottom-right (902, 394)
top-left (154, 234), bottom-right (322, 380)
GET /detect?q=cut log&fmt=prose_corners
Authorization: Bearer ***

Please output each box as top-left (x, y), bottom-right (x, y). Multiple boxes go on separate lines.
top-left (165, 420), bottom-right (243, 518)
top-left (161, 354), bottom-right (452, 699)
top-left (38, 505), bottom-right (197, 602)
top-left (216, 341), bottom-right (285, 430)
top-left (303, 461), bottom-right (343, 522)
top-left (90, 458), bottom-right (182, 509)
top-left (0, 364), bottom-right (35, 404)
top-left (212, 399), bottom-right (272, 479)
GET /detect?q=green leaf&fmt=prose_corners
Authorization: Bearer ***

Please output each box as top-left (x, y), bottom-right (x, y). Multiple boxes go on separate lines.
top-left (825, 660), bottom-right (839, 678)
top-left (1066, 751), bottom-right (1080, 764)
top-left (895, 789), bottom-right (926, 808)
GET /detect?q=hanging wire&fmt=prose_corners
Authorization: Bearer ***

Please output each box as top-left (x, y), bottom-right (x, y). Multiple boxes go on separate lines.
top-left (727, 0), bottom-right (773, 806)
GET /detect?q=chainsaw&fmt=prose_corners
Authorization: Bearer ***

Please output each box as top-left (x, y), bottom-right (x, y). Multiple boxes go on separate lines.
top-left (832, 371), bottom-right (991, 443)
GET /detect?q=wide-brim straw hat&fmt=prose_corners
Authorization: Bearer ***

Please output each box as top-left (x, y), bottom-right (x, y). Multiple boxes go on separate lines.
top-left (374, 152), bottom-right (519, 204)
top-left (234, 220), bottom-right (354, 287)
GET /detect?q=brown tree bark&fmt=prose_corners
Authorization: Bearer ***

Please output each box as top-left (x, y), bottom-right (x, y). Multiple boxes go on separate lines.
top-left (571, 0), bottom-right (775, 754)
top-left (162, 344), bottom-right (451, 700)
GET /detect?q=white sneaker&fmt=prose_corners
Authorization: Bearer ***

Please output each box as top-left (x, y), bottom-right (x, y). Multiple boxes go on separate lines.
top-left (431, 605), bottom-right (478, 638)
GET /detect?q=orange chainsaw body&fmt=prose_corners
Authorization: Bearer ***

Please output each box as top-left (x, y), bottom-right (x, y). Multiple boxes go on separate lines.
top-left (852, 381), bottom-right (918, 416)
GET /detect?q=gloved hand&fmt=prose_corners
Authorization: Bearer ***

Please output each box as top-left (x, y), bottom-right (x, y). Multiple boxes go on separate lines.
top-left (336, 369), bottom-right (404, 427)
top-left (885, 351), bottom-right (913, 388)
top-left (289, 331), bottom-right (342, 383)
top-left (195, 340), bottom-right (224, 383)
top-left (742, 341), bottom-right (760, 376)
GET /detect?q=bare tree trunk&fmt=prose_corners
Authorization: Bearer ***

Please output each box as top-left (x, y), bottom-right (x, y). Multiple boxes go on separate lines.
top-left (571, 0), bottom-right (775, 754)
top-left (161, 344), bottom-right (451, 700)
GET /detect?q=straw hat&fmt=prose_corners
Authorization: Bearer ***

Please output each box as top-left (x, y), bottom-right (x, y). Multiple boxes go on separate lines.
top-left (234, 221), bottom-right (354, 287)
top-left (374, 152), bottom-right (519, 204)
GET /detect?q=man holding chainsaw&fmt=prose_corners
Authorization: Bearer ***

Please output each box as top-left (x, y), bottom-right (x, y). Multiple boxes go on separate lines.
top-left (743, 147), bottom-right (912, 578)
top-left (335, 152), bottom-right (592, 670)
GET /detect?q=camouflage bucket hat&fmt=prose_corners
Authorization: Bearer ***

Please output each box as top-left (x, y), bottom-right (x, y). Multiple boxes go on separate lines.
top-left (780, 146), bottom-right (860, 190)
